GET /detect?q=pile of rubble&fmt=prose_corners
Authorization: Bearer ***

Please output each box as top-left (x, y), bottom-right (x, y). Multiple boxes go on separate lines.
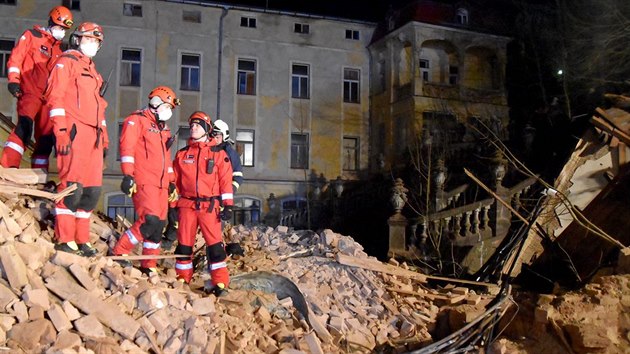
top-left (0, 180), bottom-right (500, 354)
top-left (493, 273), bottom-right (630, 354)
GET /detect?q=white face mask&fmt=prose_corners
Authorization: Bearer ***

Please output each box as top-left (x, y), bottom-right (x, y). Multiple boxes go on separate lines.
top-left (157, 107), bottom-right (173, 121)
top-left (79, 41), bottom-right (100, 58)
top-left (51, 28), bottom-right (66, 41)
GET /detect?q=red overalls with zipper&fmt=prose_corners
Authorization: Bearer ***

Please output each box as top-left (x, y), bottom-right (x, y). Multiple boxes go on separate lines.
top-left (1, 26), bottom-right (63, 169)
top-left (173, 139), bottom-right (233, 285)
top-left (113, 108), bottom-right (174, 269)
top-left (44, 49), bottom-right (108, 245)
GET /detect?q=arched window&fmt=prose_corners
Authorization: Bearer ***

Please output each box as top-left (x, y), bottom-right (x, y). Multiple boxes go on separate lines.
top-left (105, 192), bottom-right (136, 222)
top-left (456, 8), bottom-right (469, 25)
top-left (233, 196), bottom-right (262, 225)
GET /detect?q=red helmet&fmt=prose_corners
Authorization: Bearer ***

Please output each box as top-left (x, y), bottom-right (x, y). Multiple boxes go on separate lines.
top-left (149, 86), bottom-right (180, 108)
top-left (188, 111), bottom-right (212, 132)
top-left (75, 22), bottom-right (103, 41)
top-left (49, 6), bottom-right (74, 29)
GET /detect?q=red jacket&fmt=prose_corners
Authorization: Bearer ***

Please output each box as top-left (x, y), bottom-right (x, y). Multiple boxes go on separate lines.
top-left (120, 108), bottom-right (174, 188)
top-left (174, 139), bottom-right (234, 208)
top-left (44, 50), bottom-right (108, 144)
top-left (7, 26), bottom-right (63, 94)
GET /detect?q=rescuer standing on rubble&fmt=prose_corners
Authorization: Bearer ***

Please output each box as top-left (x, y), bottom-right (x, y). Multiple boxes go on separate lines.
top-left (173, 112), bottom-right (234, 296)
top-left (211, 119), bottom-right (245, 257)
top-left (212, 119), bottom-right (244, 195)
top-left (111, 86), bottom-right (179, 275)
top-left (45, 22), bottom-right (108, 256)
top-left (1, 6), bottom-right (74, 171)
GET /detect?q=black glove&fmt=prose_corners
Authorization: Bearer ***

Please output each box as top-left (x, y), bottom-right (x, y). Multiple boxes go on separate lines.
top-left (8, 82), bottom-right (22, 98)
top-left (225, 242), bottom-right (244, 257)
top-left (103, 147), bottom-right (108, 159)
top-left (220, 205), bottom-right (233, 221)
top-left (120, 175), bottom-right (136, 197)
top-left (168, 182), bottom-right (176, 195)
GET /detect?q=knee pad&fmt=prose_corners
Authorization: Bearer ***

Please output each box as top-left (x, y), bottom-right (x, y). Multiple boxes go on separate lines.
top-left (148, 219), bottom-right (166, 243)
top-left (140, 214), bottom-right (164, 242)
top-left (15, 116), bottom-right (34, 143)
top-left (33, 134), bottom-right (54, 155)
top-left (62, 182), bottom-right (83, 212)
top-left (76, 186), bottom-right (101, 211)
top-left (206, 243), bottom-right (227, 263)
top-left (175, 244), bottom-right (193, 260)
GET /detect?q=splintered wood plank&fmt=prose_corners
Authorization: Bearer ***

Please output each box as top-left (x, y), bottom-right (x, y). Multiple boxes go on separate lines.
top-left (335, 253), bottom-right (427, 282)
top-left (0, 167), bottom-right (46, 184)
top-left (45, 267), bottom-right (140, 339)
top-left (0, 181), bottom-right (77, 202)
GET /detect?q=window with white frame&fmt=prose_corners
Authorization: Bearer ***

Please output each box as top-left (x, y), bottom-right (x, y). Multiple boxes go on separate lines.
top-left (0, 39), bottom-right (14, 78)
top-left (420, 59), bottom-right (430, 82)
top-left (120, 49), bottom-right (141, 86)
top-left (456, 8), bottom-right (469, 25)
top-left (345, 29), bottom-right (359, 40)
top-left (240, 16), bottom-right (256, 28)
top-left (180, 54), bottom-right (200, 91)
top-left (237, 59), bottom-right (256, 95)
top-left (236, 129), bottom-right (254, 167)
top-left (123, 2), bottom-right (142, 17)
top-left (233, 197), bottom-right (261, 225)
top-left (294, 23), bottom-right (309, 34)
top-left (107, 193), bottom-right (136, 222)
top-left (291, 133), bottom-right (309, 169)
top-left (343, 68), bottom-right (360, 103)
top-left (343, 137), bottom-right (359, 171)
top-left (291, 64), bottom-right (309, 99)
top-left (183, 10), bottom-right (201, 23)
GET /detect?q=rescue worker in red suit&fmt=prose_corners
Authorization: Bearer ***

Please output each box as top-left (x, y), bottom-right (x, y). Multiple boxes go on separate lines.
top-left (173, 112), bottom-right (234, 296)
top-left (1, 6), bottom-right (74, 170)
top-left (112, 86), bottom-right (180, 275)
top-left (45, 22), bottom-right (108, 256)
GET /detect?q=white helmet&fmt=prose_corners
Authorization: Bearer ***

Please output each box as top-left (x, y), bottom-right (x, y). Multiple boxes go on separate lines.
top-left (212, 119), bottom-right (230, 140)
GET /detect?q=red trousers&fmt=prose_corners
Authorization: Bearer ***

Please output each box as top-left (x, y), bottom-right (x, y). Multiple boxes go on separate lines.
top-left (1, 92), bottom-right (50, 169)
top-left (54, 122), bottom-right (103, 244)
top-left (31, 106), bottom-right (54, 171)
top-left (113, 185), bottom-right (168, 268)
top-left (175, 200), bottom-right (228, 286)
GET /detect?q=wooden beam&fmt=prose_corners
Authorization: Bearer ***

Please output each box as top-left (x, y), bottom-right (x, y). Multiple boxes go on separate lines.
top-left (335, 253), bottom-right (427, 282)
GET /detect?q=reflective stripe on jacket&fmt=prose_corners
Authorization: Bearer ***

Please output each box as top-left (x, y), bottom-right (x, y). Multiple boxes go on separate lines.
top-left (120, 108), bottom-right (174, 188)
top-left (44, 49), bottom-right (108, 131)
top-left (174, 139), bottom-right (234, 208)
top-left (8, 26), bottom-right (63, 94)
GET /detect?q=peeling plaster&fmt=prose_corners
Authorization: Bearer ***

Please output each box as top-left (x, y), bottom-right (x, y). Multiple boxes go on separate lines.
top-left (261, 96), bottom-right (284, 110)
top-left (157, 34), bottom-right (171, 75)
top-left (17, 0), bottom-right (36, 17)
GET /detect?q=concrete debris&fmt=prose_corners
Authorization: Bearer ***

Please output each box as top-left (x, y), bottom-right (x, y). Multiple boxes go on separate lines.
top-left (0, 186), bottom-right (501, 353)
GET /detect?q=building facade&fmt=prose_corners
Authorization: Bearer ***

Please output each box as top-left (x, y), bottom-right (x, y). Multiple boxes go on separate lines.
top-left (0, 0), bottom-right (373, 223)
top-left (0, 0), bottom-right (509, 225)
top-left (368, 1), bottom-right (510, 173)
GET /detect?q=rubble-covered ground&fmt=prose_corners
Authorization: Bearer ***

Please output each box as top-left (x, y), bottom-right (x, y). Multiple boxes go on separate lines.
top-left (490, 274), bottom-right (630, 354)
top-left (2, 185), bottom-right (629, 354)
top-left (0, 192), bottom-right (499, 354)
